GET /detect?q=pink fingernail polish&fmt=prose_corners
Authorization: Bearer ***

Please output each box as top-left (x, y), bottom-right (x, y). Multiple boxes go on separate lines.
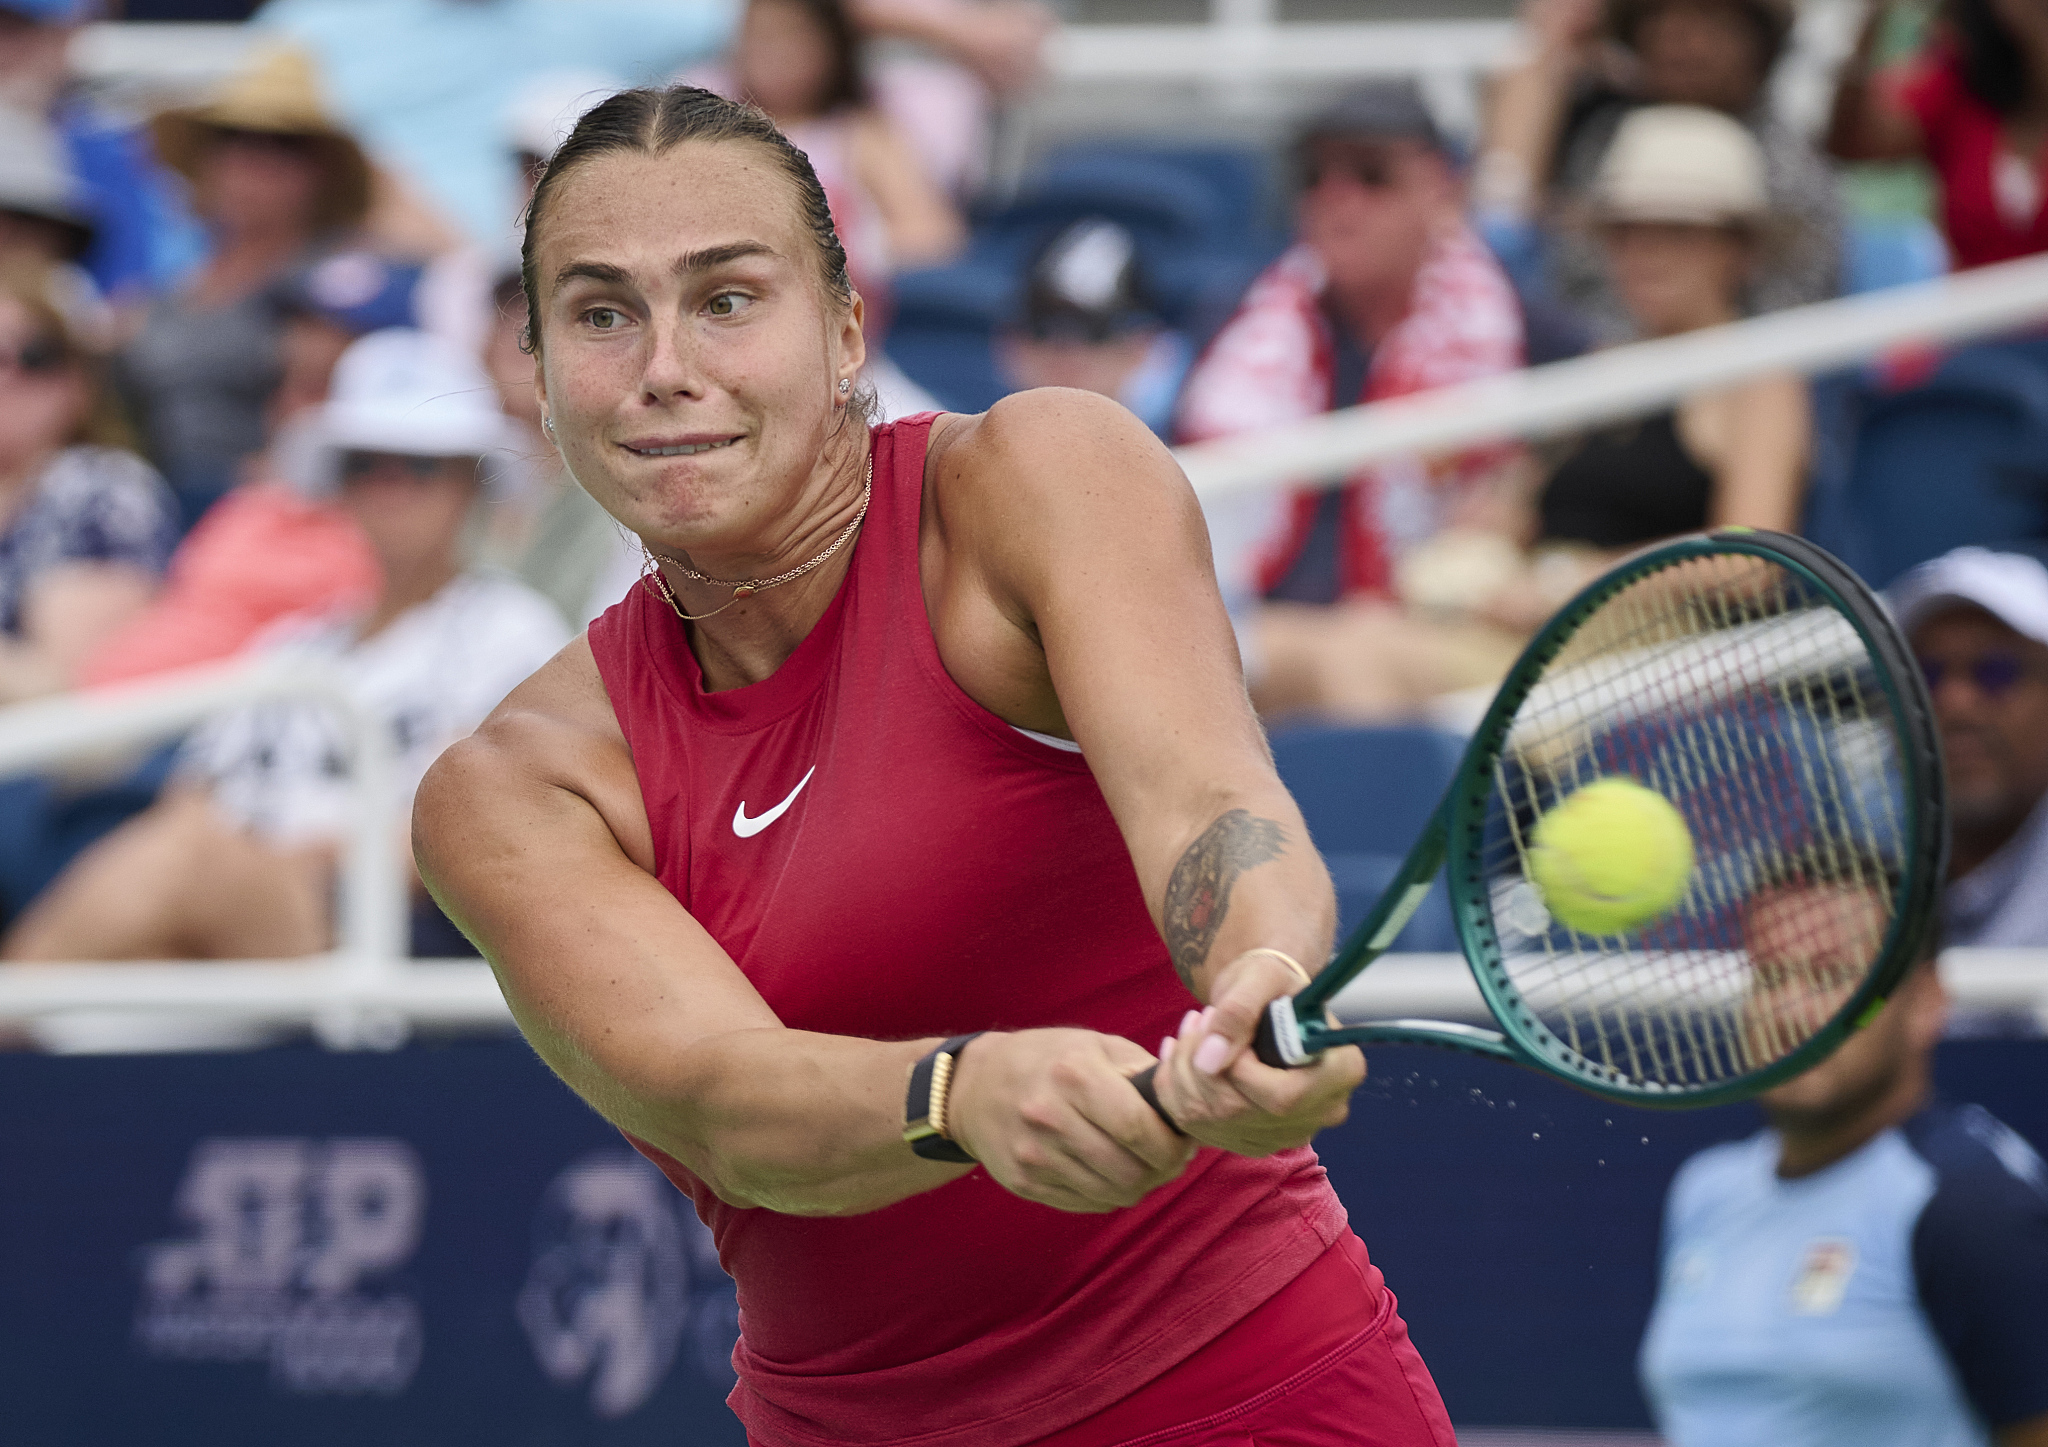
top-left (1199, 1006), bottom-right (1217, 1032)
top-left (1193, 1034), bottom-right (1230, 1075)
top-left (1180, 1009), bottom-right (1200, 1035)
top-left (1160, 1036), bottom-right (1176, 1063)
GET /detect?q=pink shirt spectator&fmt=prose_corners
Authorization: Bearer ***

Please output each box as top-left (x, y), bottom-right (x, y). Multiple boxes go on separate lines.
top-left (77, 483), bottom-right (378, 688)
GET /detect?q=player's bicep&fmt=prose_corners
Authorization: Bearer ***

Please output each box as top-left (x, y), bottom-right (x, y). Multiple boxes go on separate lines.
top-left (970, 391), bottom-right (1265, 800)
top-left (413, 723), bottom-right (781, 1134)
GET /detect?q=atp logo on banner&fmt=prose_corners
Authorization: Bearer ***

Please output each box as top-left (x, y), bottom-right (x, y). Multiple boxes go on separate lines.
top-left (517, 1151), bottom-right (739, 1419)
top-left (135, 1138), bottom-right (426, 1394)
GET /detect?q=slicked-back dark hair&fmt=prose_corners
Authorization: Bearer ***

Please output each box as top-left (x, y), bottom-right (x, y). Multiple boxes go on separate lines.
top-left (519, 85), bottom-right (855, 355)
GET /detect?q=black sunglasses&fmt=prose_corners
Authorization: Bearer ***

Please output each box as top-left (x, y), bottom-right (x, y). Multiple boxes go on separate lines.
top-left (339, 451), bottom-right (450, 483)
top-left (211, 127), bottom-right (322, 157)
top-left (0, 334), bottom-right (69, 378)
top-left (1299, 143), bottom-right (1406, 192)
top-left (1921, 652), bottom-right (2032, 697)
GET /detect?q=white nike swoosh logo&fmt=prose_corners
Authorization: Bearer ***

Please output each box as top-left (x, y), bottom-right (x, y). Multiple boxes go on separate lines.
top-left (732, 766), bottom-right (816, 838)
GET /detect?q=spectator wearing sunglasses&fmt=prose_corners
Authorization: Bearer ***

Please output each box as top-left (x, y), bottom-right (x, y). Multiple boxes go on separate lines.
top-left (1175, 80), bottom-right (1523, 713)
top-left (4, 328), bottom-right (567, 966)
top-left (1891, 547), bottom-right (2048, 948)
top-left (0, 262), bottom-right (175, 707)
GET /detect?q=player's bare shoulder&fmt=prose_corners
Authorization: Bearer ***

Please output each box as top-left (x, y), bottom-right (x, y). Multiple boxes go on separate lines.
top-left (929, 388), bottom-right (1183, 514)
top-left (413, 637), bottom-right (656, 878)
top-left (924, 388), bottom-right (1209, 597)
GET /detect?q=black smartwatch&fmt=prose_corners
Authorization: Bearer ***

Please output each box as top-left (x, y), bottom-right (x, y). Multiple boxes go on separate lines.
top-left (903, 1033), bottom-right (984, 1163)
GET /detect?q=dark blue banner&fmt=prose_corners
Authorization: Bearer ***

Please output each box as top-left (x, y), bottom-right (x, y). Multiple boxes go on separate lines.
top-left (2, 1035), bottom-right (2041, 1444)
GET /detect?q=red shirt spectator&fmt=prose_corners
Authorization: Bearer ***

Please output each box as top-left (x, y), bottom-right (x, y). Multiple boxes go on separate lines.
top-left (1894, 50), bottom-right (2048, 269)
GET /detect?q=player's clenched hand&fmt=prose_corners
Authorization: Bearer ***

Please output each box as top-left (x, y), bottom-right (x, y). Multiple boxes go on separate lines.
top-left (1154, 949), bottom-right (1365, 1157)
top-left (948, 1029), bottom-right (1197, 1213)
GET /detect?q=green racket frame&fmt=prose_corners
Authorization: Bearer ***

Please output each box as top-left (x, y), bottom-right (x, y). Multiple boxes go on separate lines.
top-left (1258, 528), bottom-right (1949, 1109)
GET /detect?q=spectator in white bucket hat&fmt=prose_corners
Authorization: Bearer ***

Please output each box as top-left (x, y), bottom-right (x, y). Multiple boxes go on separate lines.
top-left (5, 328), bottom-right (568, 966)
top-left (278, 325), bottom-right (527, 501)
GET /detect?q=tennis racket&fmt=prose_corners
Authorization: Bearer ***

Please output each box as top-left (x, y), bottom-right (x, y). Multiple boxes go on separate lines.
top-left (1139, 527), bottom-right (1945, 1113)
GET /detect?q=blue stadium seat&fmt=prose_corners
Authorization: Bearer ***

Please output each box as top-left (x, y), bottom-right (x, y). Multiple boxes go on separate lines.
top-left (885, 259), bottom-right (1014, 414)
top-left (1042, 143), bottom-right (1280, 254)
top-left (1803, 344), bottom-right (2048, 588)
top-left (1268, 724), bottom-right (1466, 953)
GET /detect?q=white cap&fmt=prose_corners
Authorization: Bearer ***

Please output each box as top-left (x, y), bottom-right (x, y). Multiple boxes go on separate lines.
top-left (284, 328), bottom-right (527, 497)
top-left (1887, 546), bottom-right (2048, 646)
top-left (1592, 105), bottom-right (1768, 228)
top-left (505, 71), bottom-right (623, 159)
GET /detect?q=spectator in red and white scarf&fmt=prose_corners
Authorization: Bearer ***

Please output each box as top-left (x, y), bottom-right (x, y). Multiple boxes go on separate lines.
top-left (1176, 80), bottom-right (1524, 625)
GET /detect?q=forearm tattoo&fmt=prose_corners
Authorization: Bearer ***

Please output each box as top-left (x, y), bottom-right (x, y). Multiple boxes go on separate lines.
top-left (1163, 809), bottom-right (1287, 989)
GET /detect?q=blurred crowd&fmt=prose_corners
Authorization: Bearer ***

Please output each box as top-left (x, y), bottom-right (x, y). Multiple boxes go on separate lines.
top-left (3, 0), bottom-right (2048, 970)
top-left (0, 2), bottom-right (2043, 1439)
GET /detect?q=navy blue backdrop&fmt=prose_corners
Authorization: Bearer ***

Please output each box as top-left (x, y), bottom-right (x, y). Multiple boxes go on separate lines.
top-left (3, 1035), bottom-right (2042, 1445)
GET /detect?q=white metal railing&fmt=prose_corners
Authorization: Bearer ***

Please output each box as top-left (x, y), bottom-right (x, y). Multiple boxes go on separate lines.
top-left (1326, 952), bottom-right (2048, 1032)
top-left (0, 657), bottom-right (459, 1049)
top-left (1175, 250), bottom-right (2048, 501)
top-left (1049, 21), bottom-right (1520, 82)
top-left (0, 661), bottom-right (2038, 1038)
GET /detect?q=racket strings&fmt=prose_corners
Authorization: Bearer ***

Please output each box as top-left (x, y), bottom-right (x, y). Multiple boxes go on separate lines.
top-left (1478, 554), bottom-right (1905, 1092)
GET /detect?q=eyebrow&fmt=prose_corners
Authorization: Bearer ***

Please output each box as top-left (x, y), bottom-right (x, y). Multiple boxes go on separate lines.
top-left (551, 242), bottom-right (782, 293)
top-left (674, 241), bottom-right (780, 274)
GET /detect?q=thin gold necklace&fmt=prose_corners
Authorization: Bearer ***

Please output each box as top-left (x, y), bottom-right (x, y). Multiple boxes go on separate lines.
top-left (641, 452), bottom-right (873, 622)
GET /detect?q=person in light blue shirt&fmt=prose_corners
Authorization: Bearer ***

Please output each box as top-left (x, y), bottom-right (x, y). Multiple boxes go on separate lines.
top-left (1639, 858), bottom-right (2048, 1447)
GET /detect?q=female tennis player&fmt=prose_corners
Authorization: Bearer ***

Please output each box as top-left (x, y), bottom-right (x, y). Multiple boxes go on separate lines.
top-left (414, 86), bottom-right (1450, 1447)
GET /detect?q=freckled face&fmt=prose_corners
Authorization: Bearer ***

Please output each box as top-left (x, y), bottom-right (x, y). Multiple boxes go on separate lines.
top-left (529, 141), bottom-right (863, 557)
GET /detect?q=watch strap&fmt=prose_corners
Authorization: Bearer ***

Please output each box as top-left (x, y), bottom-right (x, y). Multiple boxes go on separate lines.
top-left (904, 1033), bottom-right (983, 1163)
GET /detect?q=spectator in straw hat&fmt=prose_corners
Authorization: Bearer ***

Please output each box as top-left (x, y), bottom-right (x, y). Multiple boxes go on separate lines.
top-left (5, 328), bottom-right (568, 964)
top-left (1446, 108), bottom-right (1808, 635)
top-left (119, 45), bottom-right (372, 525)
top-left (0, 0), bottom-right (200, 304)
top-left (1521, 106), bottom-right (1810, 556)
top-left (1476, 0), bottom-right (1841, 342)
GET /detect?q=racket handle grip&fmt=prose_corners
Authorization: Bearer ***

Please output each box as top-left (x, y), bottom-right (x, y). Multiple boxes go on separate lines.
top-left (1256, 997), bottom-right (1319, 1068)
top-left (1127, 1065), bottom-right (1185, 1136)
top-left (1131, 1000), bottom-right (1306, 1132)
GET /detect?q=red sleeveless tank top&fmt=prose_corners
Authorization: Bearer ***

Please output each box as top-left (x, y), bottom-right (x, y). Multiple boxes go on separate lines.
top-left (587, 415), bottom-right (1347, 1447)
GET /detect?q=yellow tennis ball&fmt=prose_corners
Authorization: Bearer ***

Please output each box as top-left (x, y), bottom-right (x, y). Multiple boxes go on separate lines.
top-left (1528, 778), bottom-right (1695, 937)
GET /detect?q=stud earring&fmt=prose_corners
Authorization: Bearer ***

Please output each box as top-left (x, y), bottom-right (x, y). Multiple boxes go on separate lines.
top-left (838, 378), bottom-right (851, 393)
top-left (542, 417), bottom-right (556, 437)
